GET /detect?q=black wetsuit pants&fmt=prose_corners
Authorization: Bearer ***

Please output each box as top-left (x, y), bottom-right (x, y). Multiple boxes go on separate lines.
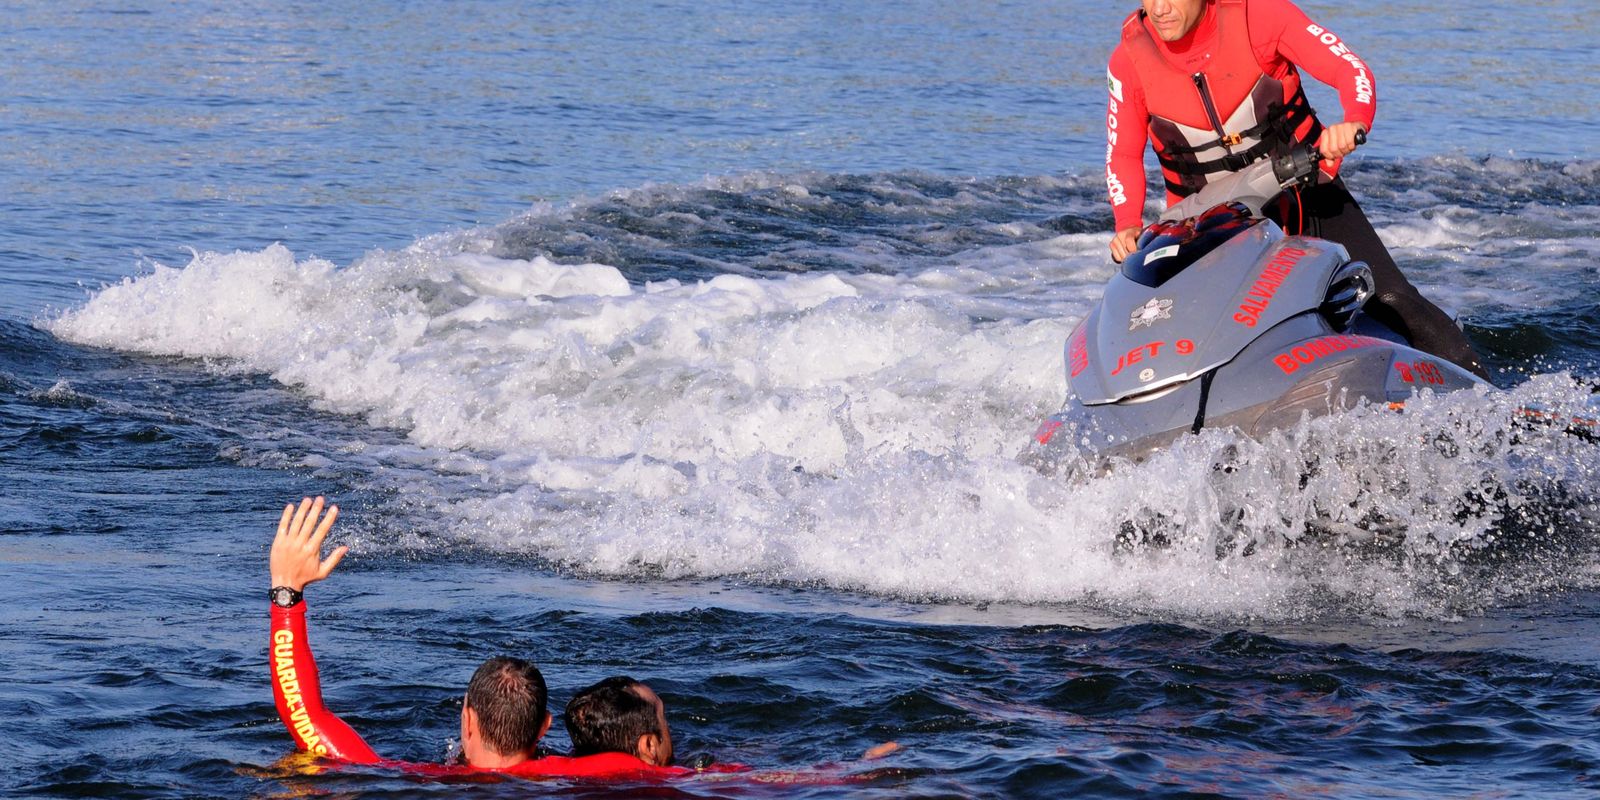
top-left (1269, 178), bottom-right (1490, 380)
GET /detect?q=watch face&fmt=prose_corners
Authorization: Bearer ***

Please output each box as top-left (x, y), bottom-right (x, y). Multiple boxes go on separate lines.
top-left (271, 587), bottom-right (299, 607)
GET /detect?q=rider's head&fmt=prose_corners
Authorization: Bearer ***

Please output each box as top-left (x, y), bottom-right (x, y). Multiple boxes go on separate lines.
top-left (460, 656), bottom-right (551, 767)
top-left (564, 676), bottom-right (675, 767)
top-left (1142, 0), bottom-right (1208, 41)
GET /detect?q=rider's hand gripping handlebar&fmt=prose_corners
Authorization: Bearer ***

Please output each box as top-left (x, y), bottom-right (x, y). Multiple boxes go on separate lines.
top-left (1272, 129), bottom-right (1366, 188)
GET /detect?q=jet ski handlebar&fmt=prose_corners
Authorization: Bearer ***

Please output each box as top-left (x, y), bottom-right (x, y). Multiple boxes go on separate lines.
top-left (1272, 130), bottom-right (1367, 188)
top-left (1159, 132), bottom-right (1366, 222)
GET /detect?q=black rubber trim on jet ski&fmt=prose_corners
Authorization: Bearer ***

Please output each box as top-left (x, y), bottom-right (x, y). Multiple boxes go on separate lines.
top-left (1191, 368), bottom-right (1219, 434)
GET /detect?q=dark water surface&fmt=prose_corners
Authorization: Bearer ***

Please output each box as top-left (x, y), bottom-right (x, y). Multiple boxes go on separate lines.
top-left (4, 1), bottom-right (1600, 797)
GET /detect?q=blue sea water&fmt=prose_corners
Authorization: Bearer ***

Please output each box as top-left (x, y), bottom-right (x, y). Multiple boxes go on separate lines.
top-left (3, 1), bottom-right (1600, 797)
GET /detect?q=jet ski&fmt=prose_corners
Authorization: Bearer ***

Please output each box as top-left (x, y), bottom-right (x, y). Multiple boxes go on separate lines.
top-left (1028, 137), bottom-right (1493, 471)
top-left (1026, 138), bottom-right (1598, 554)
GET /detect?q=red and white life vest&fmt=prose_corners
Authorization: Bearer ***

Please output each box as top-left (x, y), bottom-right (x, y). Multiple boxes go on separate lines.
top-left (1120, 0), bottom-right (1322, 197)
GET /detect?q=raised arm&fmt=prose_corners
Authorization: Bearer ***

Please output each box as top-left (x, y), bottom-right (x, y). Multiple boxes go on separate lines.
top-left (268, 497), bottom-right (380, 764)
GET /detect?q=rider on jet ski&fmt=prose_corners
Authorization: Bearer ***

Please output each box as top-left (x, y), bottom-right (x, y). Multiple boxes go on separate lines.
top-left (1103, 0), bottom-right (1489, 380)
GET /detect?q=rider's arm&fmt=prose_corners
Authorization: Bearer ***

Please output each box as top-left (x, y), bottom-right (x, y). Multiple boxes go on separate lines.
top-left (1250, 0), bottom-right (1376, 133)
top-left (268, 497), bottom-right (379, 764)
top-left (1106, 45), bottom-right (1150, 235)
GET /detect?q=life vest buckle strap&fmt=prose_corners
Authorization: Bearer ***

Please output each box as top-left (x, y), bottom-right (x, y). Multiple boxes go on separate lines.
top-left (1220, 132), bottom-right (1245, 147)
top-left (1218, 151), bottom-right (1256, 172)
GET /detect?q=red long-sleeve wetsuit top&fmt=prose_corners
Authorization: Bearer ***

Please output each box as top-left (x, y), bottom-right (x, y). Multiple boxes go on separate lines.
top-left (1104, 0), bottom-right (1378, 232)
top-left (269, 602), bottom-right (733, 780)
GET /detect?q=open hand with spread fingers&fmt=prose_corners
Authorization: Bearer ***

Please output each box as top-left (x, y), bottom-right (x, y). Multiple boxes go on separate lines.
top-left (269, 496), bottom-right (348, 592)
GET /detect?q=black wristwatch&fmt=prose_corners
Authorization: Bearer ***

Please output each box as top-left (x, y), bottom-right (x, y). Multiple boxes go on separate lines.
top-left (269, 586), bottom-right (304, 608)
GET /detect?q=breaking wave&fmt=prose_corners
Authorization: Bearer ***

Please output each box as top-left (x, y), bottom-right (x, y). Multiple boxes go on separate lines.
top-left (48, 162), bottom-right (1600, 621)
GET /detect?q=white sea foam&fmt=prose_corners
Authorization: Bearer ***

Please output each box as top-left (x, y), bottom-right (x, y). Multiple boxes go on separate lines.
top-left (48, 186), bottom-right (1600, 621)
top-left (1377, 207), bottom-right (1600, 315)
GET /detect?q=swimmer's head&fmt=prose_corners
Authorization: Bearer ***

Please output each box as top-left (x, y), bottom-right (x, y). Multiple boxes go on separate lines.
top-left (461, 656), bottom-right (551, 765)
top-left (564, 676), bottom-right (675, 766)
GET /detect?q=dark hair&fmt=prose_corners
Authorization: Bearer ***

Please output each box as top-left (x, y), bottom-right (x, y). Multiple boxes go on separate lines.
top-left (465, 656), bottom-right (548, 756)
top-left (564, 676), bottom-right (662, 758)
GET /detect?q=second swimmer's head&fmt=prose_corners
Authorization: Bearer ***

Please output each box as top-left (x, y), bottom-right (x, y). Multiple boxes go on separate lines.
top-left (564, 675), bottom-right (675, 766)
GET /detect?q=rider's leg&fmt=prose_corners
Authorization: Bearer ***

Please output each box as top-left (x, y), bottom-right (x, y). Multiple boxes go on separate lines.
top-left (1289, 179), bottom-right (1491, 381)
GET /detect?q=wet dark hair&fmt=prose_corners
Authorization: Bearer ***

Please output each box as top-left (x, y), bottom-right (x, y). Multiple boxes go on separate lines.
top-left (564, 676), bottom-right (662, 758)
top-left (465, 656), bottom-right (548, 756)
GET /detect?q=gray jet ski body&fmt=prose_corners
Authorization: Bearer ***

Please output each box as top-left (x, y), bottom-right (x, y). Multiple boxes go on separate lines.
top-left (1030, 153), bottom-right (1486, 468)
